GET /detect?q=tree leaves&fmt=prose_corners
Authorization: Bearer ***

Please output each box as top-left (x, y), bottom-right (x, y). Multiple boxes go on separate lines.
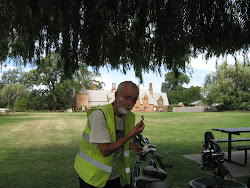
top-left (1, 0), bottom-right (249, 81)
top-left (161, 72), bottom-right (190, 93)
top-left (203, 62), bottom-right (250, 106)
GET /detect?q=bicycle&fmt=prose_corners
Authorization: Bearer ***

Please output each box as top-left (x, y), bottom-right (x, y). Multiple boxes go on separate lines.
top-left (130, 133), bottom-right (175, 188)
top-left (189, 131), bottom-right (247, 188)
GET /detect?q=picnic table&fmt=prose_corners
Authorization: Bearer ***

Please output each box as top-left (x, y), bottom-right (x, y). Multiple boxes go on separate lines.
top-left (212, 127), bottom-right (250, 166)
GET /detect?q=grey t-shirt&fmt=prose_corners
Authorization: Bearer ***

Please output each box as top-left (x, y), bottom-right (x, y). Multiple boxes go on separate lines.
top-left (88, 110), bottom-right (125, 180)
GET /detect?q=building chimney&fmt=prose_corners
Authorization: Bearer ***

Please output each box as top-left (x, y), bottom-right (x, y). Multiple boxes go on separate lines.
top-left (93, 84), bottom-right (96, 90)
top-left (111, 83), bottom-right (116, 93)
top-left (149, 83), bottom-right (153, 96)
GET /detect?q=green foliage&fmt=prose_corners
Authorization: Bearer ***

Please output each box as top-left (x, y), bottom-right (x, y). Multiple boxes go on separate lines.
top-left (19, 69), bottom-right (40, 90)
top-left (1, 84), bottom-right (29, 108)
top-left (0, 52), bottom-right (104, 111)
top-left (167, 88), bottom-right (204, 106)
top-left (161, 72), bottom-right (203, 105)
top-left (54, 81), bottom-right (73, 110)
top-left (0, 80), bottom-right (4, 90)
top-left (15, 98), bottom-right (28, 112)
top-left (1, 1), bottom-right (249, 81)
top-left (0, 95), bottom-right (7, 107)
top-left (239, 102), bottom-right (250, 111)
top-left (186, 86), bottom-right (204, 103)
top-left (161, 72), bottom-right (190, 93)
top-left (27, 90), bottom-right (43, 110)
top-left (73, 62), bottom-right (104, 90)
top-left (1, 68), bottom-right (22, 85)
top-left (167, 104), bottom-right (179, 112)
top-left (203, 62), bottom-right (250, 109)
top-left (167, 90), bottom-right (186, 105)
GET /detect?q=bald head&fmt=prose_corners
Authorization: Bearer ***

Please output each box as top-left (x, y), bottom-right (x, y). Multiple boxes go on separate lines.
top-left (117, 81), bottom-right (139, 96)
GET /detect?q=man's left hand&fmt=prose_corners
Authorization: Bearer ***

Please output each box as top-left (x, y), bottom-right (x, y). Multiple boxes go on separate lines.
top-left (130, 143), bottom-right (143, 155)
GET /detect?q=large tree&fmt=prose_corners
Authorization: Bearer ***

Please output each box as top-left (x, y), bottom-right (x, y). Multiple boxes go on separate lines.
top-left (203, 62), bottom-right (250, 109)
top-left (21, 52), bottom-right (104, 110)
top-left (161, 72), bottom-right (190, 93)
top-left (1, 68), bottom-right (22, 85)
top-left (161, 72), bottom-right (202, 105)
top-left (1, 0), bottom-right (249, 81)
top-left (1, 84), bottom-right (29, 108)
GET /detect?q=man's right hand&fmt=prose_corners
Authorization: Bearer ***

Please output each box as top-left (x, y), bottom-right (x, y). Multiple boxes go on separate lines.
top-left (132, 120), bottom-right (145, 135)
top-left (98, 120), bottom-right (145, 157)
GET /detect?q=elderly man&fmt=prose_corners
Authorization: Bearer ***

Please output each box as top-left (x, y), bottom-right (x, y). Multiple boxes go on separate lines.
top-left (74, 81), bottom-right (145, 188)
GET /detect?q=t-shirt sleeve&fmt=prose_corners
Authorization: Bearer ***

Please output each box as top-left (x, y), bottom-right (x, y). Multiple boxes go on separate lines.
top-left (89, 110), bottom-right (111, 143)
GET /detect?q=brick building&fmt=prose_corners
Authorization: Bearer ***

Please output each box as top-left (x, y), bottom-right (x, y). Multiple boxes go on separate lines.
top-left (75, 83), bottom-right (169, 112)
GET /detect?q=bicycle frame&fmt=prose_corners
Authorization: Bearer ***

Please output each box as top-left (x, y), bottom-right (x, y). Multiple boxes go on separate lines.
top-left (189, 131), bottom-right (247, 188)
top-left (201, 131), bottom-right (236, 181)
top-left (131, 134), bottom-right (174, 188)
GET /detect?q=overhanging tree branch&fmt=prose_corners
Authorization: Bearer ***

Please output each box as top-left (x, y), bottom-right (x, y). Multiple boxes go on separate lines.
top-left (1, 0), bottom-right (249, 82)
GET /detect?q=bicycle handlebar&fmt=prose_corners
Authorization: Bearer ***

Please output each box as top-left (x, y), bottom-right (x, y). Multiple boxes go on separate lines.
top-left (135, 134), bottom-right (175, 170)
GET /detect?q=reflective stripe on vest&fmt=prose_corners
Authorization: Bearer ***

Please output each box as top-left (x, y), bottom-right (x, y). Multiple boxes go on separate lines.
top-left (78, 149), bottom-right (112, 173)
top-left (82, 132), bottom-right (97, 146)
top-left (125, 167), bottom-right (130, 174)
top-left (82, 131), bottom-right (130, 175)
top-left (124, 151), bottom-right (129, 157)
top-left (82, 132), bottom-right (130, 174)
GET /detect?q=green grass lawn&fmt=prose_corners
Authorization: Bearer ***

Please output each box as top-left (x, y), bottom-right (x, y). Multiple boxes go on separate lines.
top-left (0, 112), bottom-right (249, 187)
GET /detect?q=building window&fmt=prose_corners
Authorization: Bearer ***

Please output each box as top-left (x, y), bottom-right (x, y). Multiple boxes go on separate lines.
top-left (159, 107), bottom-right (162, 112)
top-left (144, 97), bottom-right (148, 103)
top-left (158, 98), bottom-right (163, 105)
top-left (144, 106), bottom-right (147, 111)
top-left (135, 106), bottom-right (139, 111)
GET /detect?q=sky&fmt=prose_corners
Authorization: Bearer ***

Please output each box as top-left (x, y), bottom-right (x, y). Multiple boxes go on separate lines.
top-left (0, 53), bottom-right (246, 92)
top-left (92, 53), bottom-right (244, 92)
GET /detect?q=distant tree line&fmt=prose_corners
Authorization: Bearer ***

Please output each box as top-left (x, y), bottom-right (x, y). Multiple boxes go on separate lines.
top-left (0, 53), bottom-right (104, 111)
top-left (161, 61), bottom-right (250, 111)
top-left (203, 62), bottom-right (250, 111)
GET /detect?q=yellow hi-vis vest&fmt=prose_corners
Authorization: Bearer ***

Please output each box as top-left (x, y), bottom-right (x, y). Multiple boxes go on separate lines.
top-left (74, 104), bottom-right (135, 187)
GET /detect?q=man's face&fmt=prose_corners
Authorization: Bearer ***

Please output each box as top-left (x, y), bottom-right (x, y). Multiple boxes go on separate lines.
top-left (117, 85), bottom-right (139, 115)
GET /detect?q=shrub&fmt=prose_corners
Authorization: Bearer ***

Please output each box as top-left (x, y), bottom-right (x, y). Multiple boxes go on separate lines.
top-left (247, 105), bottom-right (250, 111)
top-left (15, 98), bottom-right (28, 112)
top-left (230, 103), bottom-right (240, 110)
top-left (239, 102), bottom-right (250, 111)
top-left (168, 104), bottom-right (179, 112)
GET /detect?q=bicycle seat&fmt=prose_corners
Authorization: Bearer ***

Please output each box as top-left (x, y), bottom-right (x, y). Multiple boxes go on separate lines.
top-left (143, 160), bottom-right (167, 181)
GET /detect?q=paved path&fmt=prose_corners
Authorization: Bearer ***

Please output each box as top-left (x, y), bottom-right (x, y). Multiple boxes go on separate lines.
top-left (183, 151), bottom-right (250, 177)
